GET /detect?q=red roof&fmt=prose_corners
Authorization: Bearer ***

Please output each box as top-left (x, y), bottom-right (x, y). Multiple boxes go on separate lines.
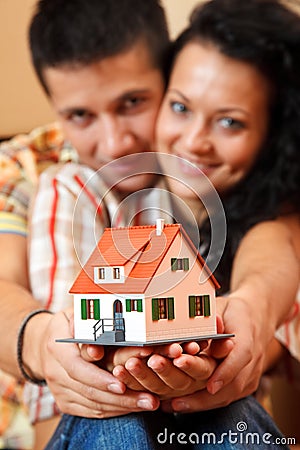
top-left (70, 223), bottom-right (219, 294)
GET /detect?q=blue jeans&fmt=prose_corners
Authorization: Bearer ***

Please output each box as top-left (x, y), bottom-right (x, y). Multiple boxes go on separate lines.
top-left (45, 396), bottom-right (289, 449)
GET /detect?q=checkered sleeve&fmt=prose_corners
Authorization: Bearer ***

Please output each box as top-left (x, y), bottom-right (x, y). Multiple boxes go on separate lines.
top-left (0, 123), bottom-right (64, 235)
top-left (26, 163), bottom-right (109, 423)
top-left (275, 290), bottom-right (300, 364)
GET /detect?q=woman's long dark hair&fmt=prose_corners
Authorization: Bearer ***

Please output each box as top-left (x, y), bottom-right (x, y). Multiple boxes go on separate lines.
top-left (172, 0), bottom-right (300, 292)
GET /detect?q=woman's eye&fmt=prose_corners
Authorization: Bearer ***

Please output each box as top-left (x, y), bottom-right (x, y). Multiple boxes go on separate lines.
top-left (219, 117), bottom-right (243, 130)
top-left (170, 101), bottom-right (187, 114)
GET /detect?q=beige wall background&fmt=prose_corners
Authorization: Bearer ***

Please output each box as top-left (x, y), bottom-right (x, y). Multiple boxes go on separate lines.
top-left (0, 0), bottom-right (200, 137)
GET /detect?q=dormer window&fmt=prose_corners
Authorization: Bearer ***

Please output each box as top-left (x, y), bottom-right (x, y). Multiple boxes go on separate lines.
top-left (98, 268), bottom-right (105, 280)
top-left (113, 267), bottom-right (120, 279)
top-left (171, 258), bottom-right (189, 271)
top-left (94, 266), bottom-right (124, 283)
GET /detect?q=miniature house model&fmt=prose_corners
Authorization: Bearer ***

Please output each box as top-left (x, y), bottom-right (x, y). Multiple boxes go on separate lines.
top-left (69, 220), bottom-right (225, 345)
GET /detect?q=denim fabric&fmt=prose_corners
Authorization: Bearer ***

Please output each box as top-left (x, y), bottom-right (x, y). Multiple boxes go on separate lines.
top-left (175, 395), bottom-right (289, 449)
top-left (45, 411), bottom-right (178, 450)
top-left (45, 396), bottom-right (289, 450)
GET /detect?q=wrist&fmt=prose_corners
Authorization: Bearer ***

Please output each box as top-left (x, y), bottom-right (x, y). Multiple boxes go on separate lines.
top-left (17, 309), bottom-right (53, 385)
top-left (227, 288), bottom-right (276, 340)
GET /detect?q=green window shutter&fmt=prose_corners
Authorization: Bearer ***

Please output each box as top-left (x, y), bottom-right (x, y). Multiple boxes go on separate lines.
top-left (126, 299), bottom-right (131, 312)
top-left (189, 296), bottom-right (196, 318)
top-left (81, 299), bottom-right (87, 320)
top-left (183, 258), bottom-right (189, 271)
top-left (203, 295), bottom-right (211, 316)
top-left (94, 299), bottom-right (100, 320)
top-left (167, 297), bottom-right (175, 320)
top-left (171, 258), bottom-right (177, 271)
top-left (137, 299), bottom-right (143, 312)
top-left (152, 298), bottom-right (159, 321)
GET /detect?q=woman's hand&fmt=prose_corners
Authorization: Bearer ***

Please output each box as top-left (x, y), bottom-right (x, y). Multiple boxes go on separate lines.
top-left (84, 340), bottom-right (217, 400)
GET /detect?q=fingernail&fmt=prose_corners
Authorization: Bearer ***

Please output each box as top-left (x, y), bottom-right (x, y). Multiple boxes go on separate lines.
top-left (87, 347), bottom-right (97, 359)
top-left (211, 380), bottom-right (223, 394)
top-left (140, 348), bottom-right (152, 357)
top-left (137, 398), bottom-right (153, 410)
top-left (107, 383), bottom-right (124, 394)
top-left (173, 400), bottom-right (189, 411)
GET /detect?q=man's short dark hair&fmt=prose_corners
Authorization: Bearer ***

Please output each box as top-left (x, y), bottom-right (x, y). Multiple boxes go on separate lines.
top-left (29, 0), bottom-right (170, 94)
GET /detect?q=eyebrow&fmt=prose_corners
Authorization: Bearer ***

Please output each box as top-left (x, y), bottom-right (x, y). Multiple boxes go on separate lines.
top-left (58, 107), bottom-right (87, 116)
top-left (118, 88), bottom-right (152, 101)
top-left (58, 89), bottom-right (152, 116)
top-left (168, 88), bottom-right (190, 103)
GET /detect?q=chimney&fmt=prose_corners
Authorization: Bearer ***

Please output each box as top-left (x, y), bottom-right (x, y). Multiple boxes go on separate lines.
top-left (156, 218), bottom-right (165, 236)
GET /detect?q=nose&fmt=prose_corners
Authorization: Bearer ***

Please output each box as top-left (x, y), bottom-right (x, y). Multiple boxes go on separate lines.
top-left (180, 120), bottom-right (212, 155)
top-left (98, 115), bottom-right (135, 159)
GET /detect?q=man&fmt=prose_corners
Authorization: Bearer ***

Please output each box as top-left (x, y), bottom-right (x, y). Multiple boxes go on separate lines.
top-left (0, 0), bottom-right (172, 447)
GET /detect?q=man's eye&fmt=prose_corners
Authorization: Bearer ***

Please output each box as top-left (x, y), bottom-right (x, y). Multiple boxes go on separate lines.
top-left (219, 117), bottom-right (243, 130)
top-left (123, 97), bottom-right (143, 109)
top-left (170, 101), bottom-right (187, 114)
top-left (72, 110), bottom-right (88, 120)
top-left (69, 110), bottom-right (93, 125)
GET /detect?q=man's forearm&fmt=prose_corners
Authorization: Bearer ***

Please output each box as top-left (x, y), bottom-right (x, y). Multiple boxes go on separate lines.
top-left (0, 278), bottom-right (42, 377)
top-left (230, 219), bottom-right (299, 331)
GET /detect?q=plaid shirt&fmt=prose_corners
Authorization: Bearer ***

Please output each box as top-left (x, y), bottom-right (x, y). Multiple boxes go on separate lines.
top-left (0, 122), bottom-right (75, 446)
top-left (0, 122), bottom-right (77, 236)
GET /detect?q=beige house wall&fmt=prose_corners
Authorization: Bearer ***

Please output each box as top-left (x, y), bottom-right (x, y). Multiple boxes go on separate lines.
top-left (144, 233), bottom-right (217, 340)
top-left (0, 0), bottom-right (201, 137)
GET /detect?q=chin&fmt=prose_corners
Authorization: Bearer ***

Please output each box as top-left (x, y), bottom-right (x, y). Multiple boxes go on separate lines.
top-left (168, 178), bottom-right (214, 202)
top-left (114, 174), bottom-right (156, 196)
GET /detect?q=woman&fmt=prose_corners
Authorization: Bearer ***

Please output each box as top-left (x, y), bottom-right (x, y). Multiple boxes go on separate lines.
top-left (111, 0), bottom-right (300, 414)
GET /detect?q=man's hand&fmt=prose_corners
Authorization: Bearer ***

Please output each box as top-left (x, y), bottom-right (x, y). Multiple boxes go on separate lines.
top-left (24, 309), bottom-right (160, 418)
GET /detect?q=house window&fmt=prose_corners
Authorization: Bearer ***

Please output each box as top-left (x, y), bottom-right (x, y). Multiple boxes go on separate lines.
top-left (81, 299), bottom-right (100, 320)
top-left (98, 268), bottom-right (105, 279)
top-left (113, 267), bottom-right (120, 279)
top-left (126, 299), bottom-right (143, 312)
top-left (152, 297), bottom-right (175, 320)
top-left (171, 258), bottom-right (189, 271)
top-left (189, 295), bottom-right (211, 317)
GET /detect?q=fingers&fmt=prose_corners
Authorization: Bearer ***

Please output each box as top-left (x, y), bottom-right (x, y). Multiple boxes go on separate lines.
top-left (206, 347), bottom-right (262, 395)
top-left (147, 354), bottom-right (194, 392)
top-left (125, 356), bottom-right (178, 394)
top-left (118, 351), bottom-right (216, 398)
top-left (53, 379), bottom-right (160, 418)
top-left (113, 364), bottom-right (145, 391)
top-left (208, 337), bottom-right (234, 360)
top-left (105, 346), bottom-right (153, 370)
top-left (173, 353), bottom-right (217, 379)
top-left (80, 344), bottom-right (105, 362)
top-left (181, 341), bottom-right (205, 355)
top-left (162, 362), bottom-right (258, 414)
top-left (113, 354), bottom-right (195, 396)
top-left (42, 311), bottom-right (163, 419)
top-left (154, 343), bottom-right (183, 359)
